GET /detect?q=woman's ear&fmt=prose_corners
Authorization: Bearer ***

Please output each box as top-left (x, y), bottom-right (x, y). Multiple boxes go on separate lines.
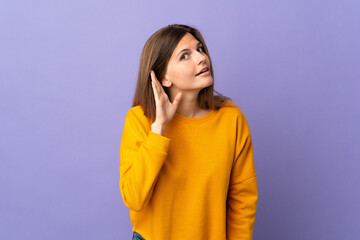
top-left (161, 78), bottom-right (172, 87)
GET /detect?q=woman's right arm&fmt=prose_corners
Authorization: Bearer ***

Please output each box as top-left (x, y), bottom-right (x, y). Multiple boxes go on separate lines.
top-left (119, 108), bottom-right (171, 212)
top-left (120, 70), bottom-right (182, 212)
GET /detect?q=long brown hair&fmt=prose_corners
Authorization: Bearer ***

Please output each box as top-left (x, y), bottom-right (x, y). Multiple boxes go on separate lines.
top-left (132, 24), bottom-right (232, 122)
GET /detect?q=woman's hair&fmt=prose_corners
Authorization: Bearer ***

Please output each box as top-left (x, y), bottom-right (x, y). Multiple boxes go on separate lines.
top-left (132, 24), bottom-right (232, 122)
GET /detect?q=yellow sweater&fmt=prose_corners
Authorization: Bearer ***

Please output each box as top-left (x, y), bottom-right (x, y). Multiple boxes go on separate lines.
top-left (119, 100), bottom-right (258, 240)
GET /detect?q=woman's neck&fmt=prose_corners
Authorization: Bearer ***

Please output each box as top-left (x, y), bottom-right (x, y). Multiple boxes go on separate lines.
top-left (170, 90), bottom-right (203, 118)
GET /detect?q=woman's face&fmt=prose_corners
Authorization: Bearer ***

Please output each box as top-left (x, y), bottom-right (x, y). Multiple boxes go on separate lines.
top-left (162, 33), bottom-right (213, 94)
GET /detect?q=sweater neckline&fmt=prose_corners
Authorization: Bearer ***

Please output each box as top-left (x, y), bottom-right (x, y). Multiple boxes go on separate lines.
top-left (172, 109), bottom-right (216, 124)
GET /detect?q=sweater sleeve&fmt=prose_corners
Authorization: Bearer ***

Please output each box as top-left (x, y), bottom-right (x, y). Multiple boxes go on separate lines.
top-left (226, 111), bottom-right (258, 240)
top-left (119, 108), bottom-right (171, 212)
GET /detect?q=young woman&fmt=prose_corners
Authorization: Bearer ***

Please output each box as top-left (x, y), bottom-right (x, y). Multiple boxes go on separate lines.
top-left (120, 24), bottom-right (258, 240)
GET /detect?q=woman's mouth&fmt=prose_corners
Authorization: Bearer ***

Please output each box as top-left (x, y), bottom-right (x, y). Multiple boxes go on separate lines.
top-left (196, 68), bottom-right (210, 76)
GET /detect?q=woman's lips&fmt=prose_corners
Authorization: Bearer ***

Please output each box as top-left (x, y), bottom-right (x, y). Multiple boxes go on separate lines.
top-left (196, 69), bottom-right (210, 76)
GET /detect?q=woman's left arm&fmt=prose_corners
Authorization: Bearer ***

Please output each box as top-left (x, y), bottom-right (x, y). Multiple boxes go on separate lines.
top-left (226, 111), bottom-right (259, 240)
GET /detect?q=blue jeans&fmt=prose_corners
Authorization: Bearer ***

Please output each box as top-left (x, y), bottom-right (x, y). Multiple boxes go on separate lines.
top-left (132, 231), bottom-right (145, 240)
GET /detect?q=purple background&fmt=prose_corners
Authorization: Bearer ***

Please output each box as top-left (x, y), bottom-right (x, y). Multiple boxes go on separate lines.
top-left (1, 0), bottom-right (359, 239)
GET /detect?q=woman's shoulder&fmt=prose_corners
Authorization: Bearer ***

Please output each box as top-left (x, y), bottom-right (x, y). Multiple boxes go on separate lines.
top-left (219, 100), bottom-right (245, 117)
top-left (123, 105), bottom-right (152, 132)
top-left (222, 100), bottom-right (253, 132)
top-left (218, 100), bottom-right (253, 129)
top-left (125, 105), bottom-right (151, 123)
top-left (127, 105), bottom-right (144, 115)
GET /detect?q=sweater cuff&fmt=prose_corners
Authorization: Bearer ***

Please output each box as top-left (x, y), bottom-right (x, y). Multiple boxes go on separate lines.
top-left (146, 131), bottom-right (171, 153)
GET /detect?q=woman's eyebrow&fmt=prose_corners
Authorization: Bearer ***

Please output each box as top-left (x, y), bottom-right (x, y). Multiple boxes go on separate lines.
top-left (177, 42), bottom-right (202, 58)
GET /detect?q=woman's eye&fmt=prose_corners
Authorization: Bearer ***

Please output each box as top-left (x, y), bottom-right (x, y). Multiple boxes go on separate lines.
top-left (180, 53), bottom-right (189, 60)
top-left (180, 47), bottom-right (204, 60)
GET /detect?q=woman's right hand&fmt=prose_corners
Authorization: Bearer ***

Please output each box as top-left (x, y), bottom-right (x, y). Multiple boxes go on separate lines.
top-left (150, 70), bottom-right (182, 128)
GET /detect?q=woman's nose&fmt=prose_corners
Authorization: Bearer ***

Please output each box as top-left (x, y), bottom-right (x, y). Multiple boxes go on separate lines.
top-left (195, 51), bottom-right (206, 64)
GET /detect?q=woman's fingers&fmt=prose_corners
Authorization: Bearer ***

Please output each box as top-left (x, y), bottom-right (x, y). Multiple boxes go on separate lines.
top-left (150, 71), bottom-right (160, 102)
top-left (150, 70), bottom-right (167, 102)
top-left (154, 77), bottom-right (167, 97)
top-left (150, 70), bottom-right (183, 124)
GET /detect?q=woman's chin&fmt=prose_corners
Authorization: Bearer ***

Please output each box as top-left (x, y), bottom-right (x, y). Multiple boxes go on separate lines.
top-left (203, 77), bottom-right (214, 87)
